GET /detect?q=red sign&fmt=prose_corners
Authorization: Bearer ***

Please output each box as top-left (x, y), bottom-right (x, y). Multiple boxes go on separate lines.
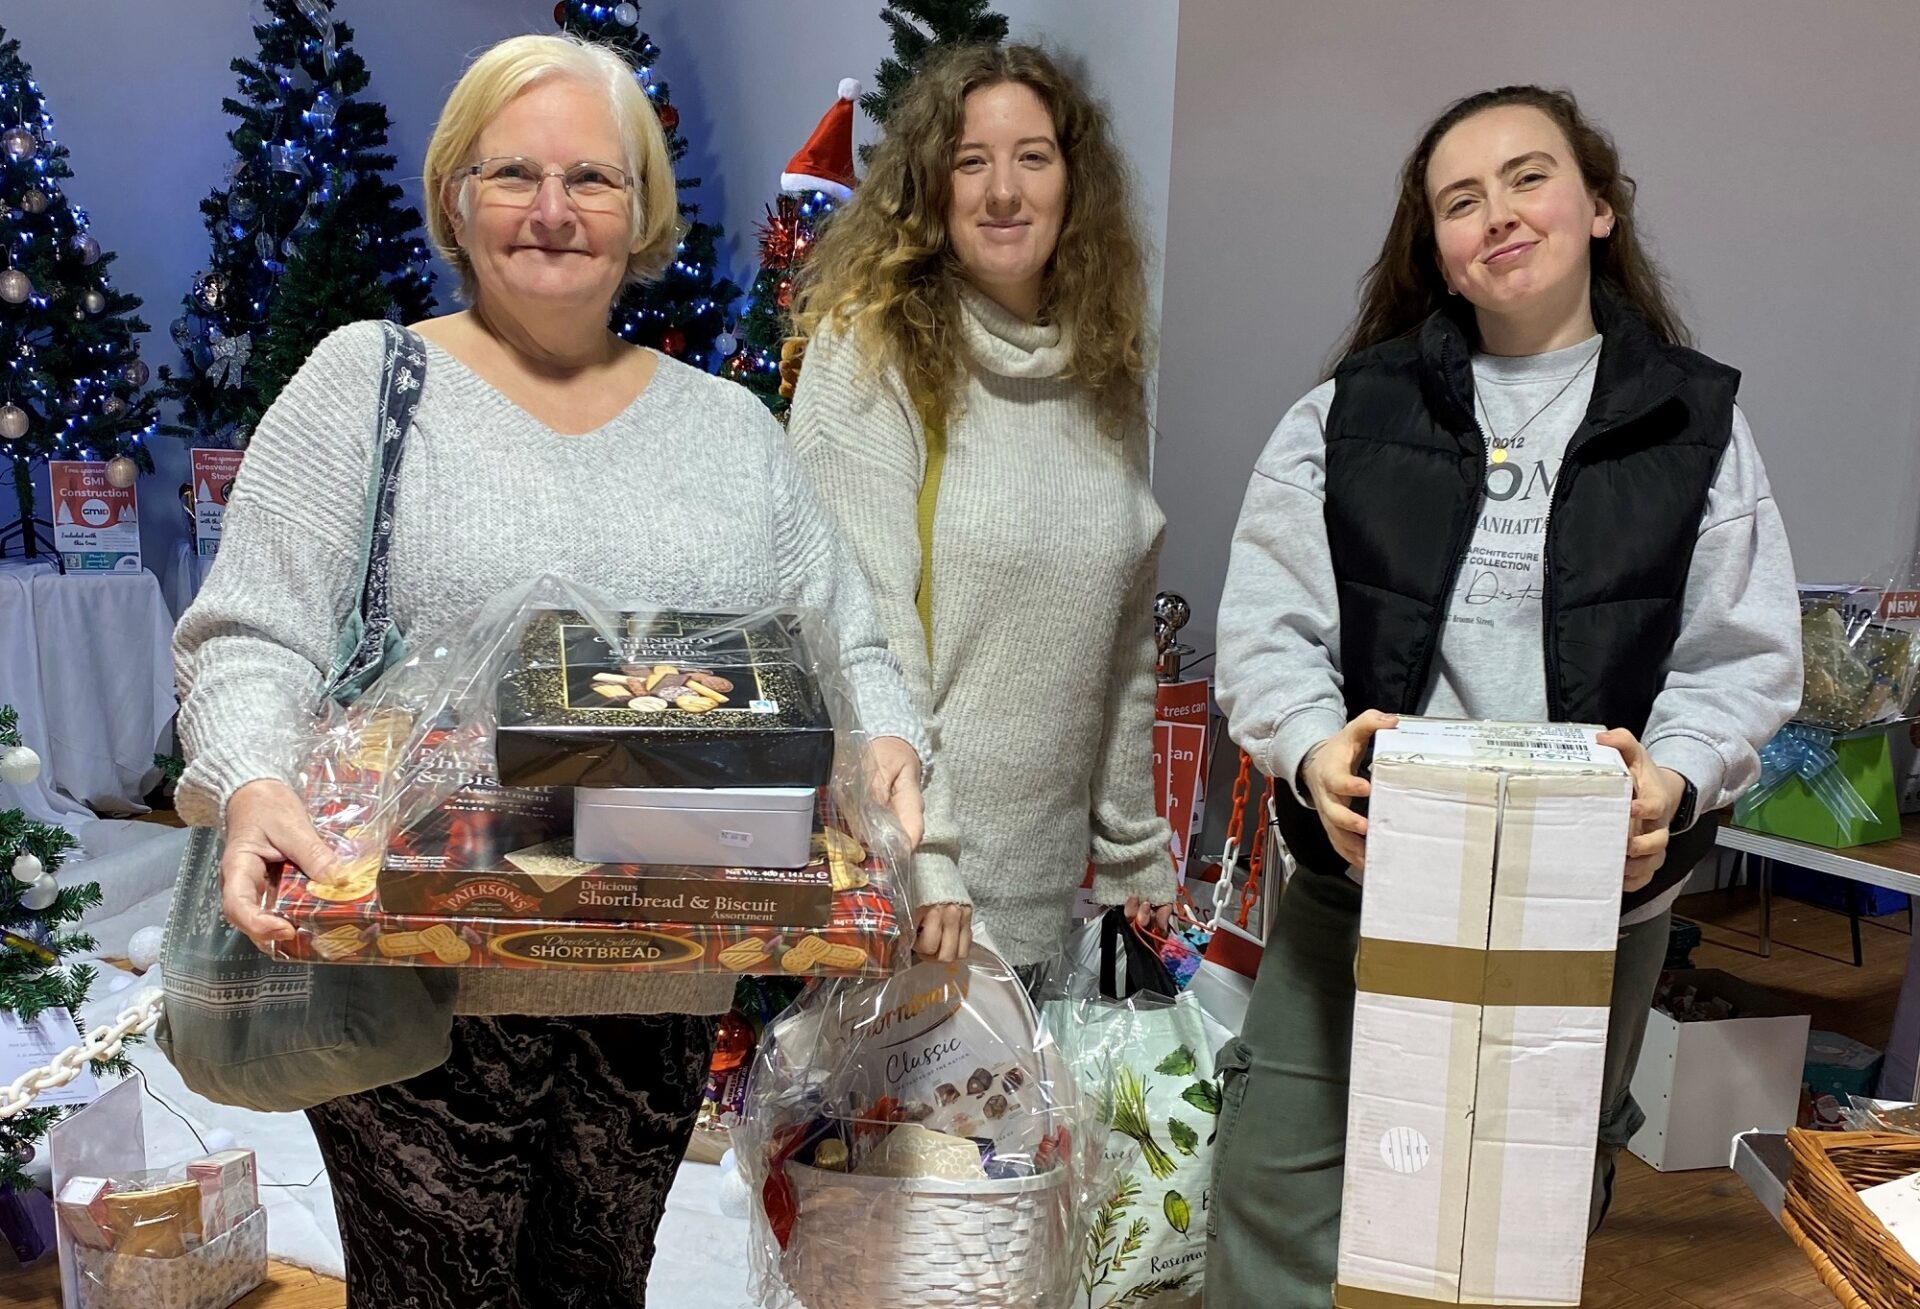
top-left (1155, 678), bottom-right (1213, 835)
top-left (1156, 720), bottom-right (1208, 880)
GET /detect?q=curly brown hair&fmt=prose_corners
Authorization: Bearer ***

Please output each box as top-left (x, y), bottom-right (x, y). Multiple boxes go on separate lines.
top-left (1331, 85), bottom-right (1690, 371)
top-left (795, 42), bottom-right (1151, 436)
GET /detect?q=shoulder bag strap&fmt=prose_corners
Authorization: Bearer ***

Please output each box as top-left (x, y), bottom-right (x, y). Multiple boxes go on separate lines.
top-left (325, 321), bottom-right (429, 705)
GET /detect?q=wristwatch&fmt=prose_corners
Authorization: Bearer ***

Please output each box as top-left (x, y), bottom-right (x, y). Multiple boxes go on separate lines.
top-left (1670, 773), bottom-right (1700, 834)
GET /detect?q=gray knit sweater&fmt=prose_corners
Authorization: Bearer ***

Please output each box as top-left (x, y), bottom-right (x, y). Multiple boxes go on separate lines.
top-left (173, 320), bottom-right (927, 1018)
top-left (789, 289), bottom-right (1175, 966)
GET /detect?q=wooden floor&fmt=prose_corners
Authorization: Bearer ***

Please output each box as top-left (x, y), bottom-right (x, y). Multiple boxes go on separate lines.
top-left (4, 886), bottom-right (1906, 1308)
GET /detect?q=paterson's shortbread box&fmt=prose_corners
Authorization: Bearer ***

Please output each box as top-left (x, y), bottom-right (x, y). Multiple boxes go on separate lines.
top-left (376, 776), bottom-right (836, 926)
top-left (1335, 720), bottom-right (1631, 1308)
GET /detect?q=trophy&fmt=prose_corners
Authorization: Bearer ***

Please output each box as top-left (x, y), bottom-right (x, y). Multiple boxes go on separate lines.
top-left (1155, 591), bottom-right (1192, 682)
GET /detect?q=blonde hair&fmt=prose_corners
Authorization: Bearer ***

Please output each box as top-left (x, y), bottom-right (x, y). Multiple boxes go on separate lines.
top-left (796, 43), bottom-right (1151, 437)
top-left (423, 33), bottom-right (681, 299)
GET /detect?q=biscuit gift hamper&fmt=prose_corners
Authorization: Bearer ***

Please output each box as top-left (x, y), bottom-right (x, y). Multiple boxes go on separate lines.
top-left (254, 577), bottom-right (913, 981)
top-left (57, 1148), bottom-right (266, 1309)
top-left (737, 947), bottom-right (1123, 1309)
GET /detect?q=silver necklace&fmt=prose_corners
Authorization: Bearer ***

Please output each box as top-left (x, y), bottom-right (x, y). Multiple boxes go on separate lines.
top-left (1473, 343), bottom-right (1602, 455)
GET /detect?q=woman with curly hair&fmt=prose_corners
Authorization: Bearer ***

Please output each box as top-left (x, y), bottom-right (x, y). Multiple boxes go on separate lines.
top-left (789, 42), bottom-right (1174, 966)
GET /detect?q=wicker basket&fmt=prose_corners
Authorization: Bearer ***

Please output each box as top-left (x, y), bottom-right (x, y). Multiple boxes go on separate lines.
top-left (1783, 1129), bottom-right (1920, 1309)
top-left (781, 1160), bottom-right (1071, 1309)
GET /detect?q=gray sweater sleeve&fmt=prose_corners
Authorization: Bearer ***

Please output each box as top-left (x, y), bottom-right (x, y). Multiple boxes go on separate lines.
top-left (789, 321), bottom-right (971, 909)
top-left (171, 323), bottom-right (388, 827)
top-left (1214, 381), bottom-right (1350, 791)
top-left (1087, 429), bottom-right (1178, 906)
top-left (755, 390), bottom-right (929, 765)
top-left (1642, 405), bottom-right (1802, 812)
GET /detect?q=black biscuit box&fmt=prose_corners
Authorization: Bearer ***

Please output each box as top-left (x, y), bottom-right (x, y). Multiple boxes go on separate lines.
top-left (376, 775), bottom-right (836, 927)
top-left (495, 608), bottom-right (836, 790)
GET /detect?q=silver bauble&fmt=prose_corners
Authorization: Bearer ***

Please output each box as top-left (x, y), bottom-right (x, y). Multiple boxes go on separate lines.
top-left (0, 269), bottom-right (30, 304)
top-left (0, 404), bottom-right (27, 441)
top-left (74, 234), bottom-right (102, 265)
top-left (1154, 591), bottom-right (1192, 632)
top-left (82, 289), bottom-right (107, 315)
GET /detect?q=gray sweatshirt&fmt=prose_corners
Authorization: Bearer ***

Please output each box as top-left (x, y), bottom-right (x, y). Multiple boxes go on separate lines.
top-left (1215, 335), bottom-right (1802, 923)
top-left (173, 321), bottom-right (927, 1017)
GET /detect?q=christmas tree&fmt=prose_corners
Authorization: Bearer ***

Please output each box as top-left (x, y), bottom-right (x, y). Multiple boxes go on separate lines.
top-left (860, 0), bottom-right (1009, 159)
top-left (721, 82), bottom-right (860, 418)
top-left (159, 0), bottom-right (436, 449)
top-left (0, 24), bottom-right (158, 557)
top-left (0, 705), bottom-right (122, 1201)
top-left (555, 1), bottom-right (740, 368)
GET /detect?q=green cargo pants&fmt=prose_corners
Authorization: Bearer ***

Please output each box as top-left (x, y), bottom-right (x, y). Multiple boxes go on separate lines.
top-left (1202, 867), bottom-right (1669, 1308)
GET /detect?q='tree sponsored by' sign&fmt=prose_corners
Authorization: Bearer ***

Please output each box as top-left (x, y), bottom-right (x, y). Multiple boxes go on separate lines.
top-left (50, 460), bottom-right (141, 573)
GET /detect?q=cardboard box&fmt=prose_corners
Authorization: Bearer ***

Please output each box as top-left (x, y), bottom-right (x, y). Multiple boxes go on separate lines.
top-left (55, 1177), bottom-right (115, 1250)
top-left (495, 608), bottom-right (835, 790)
top-left (1803, 1030), bottom-right (1884, 1102)
top-left (184, 1149), bottom-right (257, 1242)
top-left (1335, 721), bottom-right (1631, 1308)
top-left (1628, 969), bottom-right (1810, 1172)
top-left (1733, 726), bottom-right (1901, 848)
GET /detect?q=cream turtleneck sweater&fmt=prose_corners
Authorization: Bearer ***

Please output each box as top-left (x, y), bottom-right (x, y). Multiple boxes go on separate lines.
top-left (789, 289), bottom-right (1175, 966)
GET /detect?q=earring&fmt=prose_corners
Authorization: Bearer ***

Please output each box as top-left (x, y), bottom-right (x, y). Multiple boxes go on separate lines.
top-left (1447, 287), bottom-right (1459, 296)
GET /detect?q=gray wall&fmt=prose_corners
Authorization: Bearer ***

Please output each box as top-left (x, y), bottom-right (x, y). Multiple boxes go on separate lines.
top-left (0, 0), bottom-right (1178, 599)
top-left (1155, 0), bottom-right (1920, 654)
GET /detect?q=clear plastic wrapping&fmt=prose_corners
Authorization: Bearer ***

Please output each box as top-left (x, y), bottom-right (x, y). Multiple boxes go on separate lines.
top-left (737, 947), bottom-right (1124, 1308)
top-left (57, 1149), bottom-right (265, 1309)
top-left (1797, 572), bottom-right (1920, 731)
top-left (262, 576), bottom-right (910, 978)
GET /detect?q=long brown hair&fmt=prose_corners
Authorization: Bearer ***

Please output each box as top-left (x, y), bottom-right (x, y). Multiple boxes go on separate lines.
top-left (795, 42), bottom-right (1150, 436)
top-left (1331, 85), bottom-right (1690, 370)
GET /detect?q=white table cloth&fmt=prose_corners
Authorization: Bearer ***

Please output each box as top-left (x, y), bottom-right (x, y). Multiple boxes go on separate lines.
top-left (0, 558), bottom-right (175, 823)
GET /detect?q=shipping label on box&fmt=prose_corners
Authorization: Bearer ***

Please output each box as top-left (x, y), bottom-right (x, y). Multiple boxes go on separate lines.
top-left (1336, 721), bottom-right (1630, 1308)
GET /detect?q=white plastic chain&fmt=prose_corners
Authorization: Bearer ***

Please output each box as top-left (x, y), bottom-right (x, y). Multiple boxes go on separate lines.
top-left (0, 990), bottom-right (164, 1121)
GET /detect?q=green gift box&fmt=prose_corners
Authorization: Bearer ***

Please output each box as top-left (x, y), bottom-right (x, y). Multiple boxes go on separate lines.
top-left (1735, 726), bottom-right (1902, 849)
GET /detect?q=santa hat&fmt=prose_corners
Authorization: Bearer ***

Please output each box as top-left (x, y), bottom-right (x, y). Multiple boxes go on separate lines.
top-left (781, 78), bottom-right (860, 202)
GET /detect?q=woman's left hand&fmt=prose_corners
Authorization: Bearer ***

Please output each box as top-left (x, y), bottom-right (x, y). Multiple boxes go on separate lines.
top-left (1596, 728), bottom-right (1688, 893)
top-left (1121, 894), bottom-right (1173, 936)
top-left (865, 736), bottom-right (924, 849)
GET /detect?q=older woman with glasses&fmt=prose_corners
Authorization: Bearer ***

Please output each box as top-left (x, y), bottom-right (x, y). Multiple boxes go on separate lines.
top-left (171, 34), bottom-right (926, 1308)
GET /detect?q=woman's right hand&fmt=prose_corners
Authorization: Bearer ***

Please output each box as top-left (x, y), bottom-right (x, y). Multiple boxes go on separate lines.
top-left (219, 778), bottom-right (334, 951)
top-left (1299, 709), bottom-right (1398, 869)
top-left (913, 902), bottom-right (973, 962)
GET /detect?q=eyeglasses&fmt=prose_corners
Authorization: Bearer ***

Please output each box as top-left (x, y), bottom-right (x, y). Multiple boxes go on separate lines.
top-left (463, 157), bottom-right (631, 212)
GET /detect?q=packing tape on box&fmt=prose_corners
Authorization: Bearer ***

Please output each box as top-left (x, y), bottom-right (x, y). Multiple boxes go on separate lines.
top-left (1334, 1282), bottom-right (1515, 1309)
top-left (1355, 938), bottom-right (1616, 1009)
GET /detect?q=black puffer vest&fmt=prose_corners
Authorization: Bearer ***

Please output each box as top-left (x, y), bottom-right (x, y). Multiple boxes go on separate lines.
top-left (1275, 294), bottom-right (1740, 914)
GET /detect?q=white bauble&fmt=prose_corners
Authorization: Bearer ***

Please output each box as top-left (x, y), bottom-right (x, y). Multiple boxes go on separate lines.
top-left (127, 925), bottom-right (165, 973)
top-left (0, 744), bottom-right (42, 785)
top-left (10, 852), bottom-right (44, 884)
top-left (20, 874), bottom-right (58, 911)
